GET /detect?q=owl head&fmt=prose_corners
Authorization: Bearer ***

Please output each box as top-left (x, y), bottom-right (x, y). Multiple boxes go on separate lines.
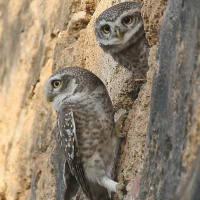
top-left (44, 67), bottom-right (106, 111)
top-left (94, 2), bottom-right (144, 53)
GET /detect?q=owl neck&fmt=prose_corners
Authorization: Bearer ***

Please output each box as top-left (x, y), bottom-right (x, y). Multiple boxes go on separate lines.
top-left (52, 90), bottom-right (109, 112)
top-left (112, 35), bottom-right (150, 76)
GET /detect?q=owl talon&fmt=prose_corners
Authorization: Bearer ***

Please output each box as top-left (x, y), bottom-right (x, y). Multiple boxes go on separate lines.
top-left (116, 184), bottom-right (125, 200)
top-left (116, 172), bottom-right (126, 200)
top-left (115, 113), bottom-right (128, 139)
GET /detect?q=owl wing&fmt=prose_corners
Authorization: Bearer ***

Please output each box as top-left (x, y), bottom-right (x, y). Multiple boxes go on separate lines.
top-left (58, 106), bottom-right (93, 200)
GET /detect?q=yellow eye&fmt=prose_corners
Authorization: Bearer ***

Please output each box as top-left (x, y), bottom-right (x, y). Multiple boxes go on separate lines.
top-left (52, 80), bottom-right (61, 88)
top-left (122, 16), bottom-right (133, 25)
top-left (102, 25), bottom-right (110, 34)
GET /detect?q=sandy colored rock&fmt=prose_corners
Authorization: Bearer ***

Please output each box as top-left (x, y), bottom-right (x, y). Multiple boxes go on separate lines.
top-left (141, 0), bottom-right (166, 46)
top-left (119, 45), bottom-right (157, 180)
top-left (0, 0), bottom-right (61, 198)
top-left (182, 50), bottom-right (200, 172)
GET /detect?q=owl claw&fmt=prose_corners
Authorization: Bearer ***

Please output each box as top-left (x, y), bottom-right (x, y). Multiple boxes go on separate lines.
top-left (115, 113), bottom-right (128, 139)
top-left (116, 184), bottom-right (125, 200)
top-left (116, 172), bottom-right (126, 200)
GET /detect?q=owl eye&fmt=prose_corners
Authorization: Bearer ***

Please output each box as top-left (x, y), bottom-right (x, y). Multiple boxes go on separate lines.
top-left (122, 16), bottom-right (133, 25)
top-left (51, 80), bottom-right (61, 88)
top-left (102, 25), bottom-right (110, 34)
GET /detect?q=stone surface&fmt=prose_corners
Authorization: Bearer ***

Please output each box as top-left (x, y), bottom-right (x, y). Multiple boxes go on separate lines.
top-left (141, 0), bottom-right (166, 46)
top-left (117, 46), bottom-right (157, 193)
top-left (140, 0), bottom-right (200, 199)
top-left (176, 147), bottom-right (200, 200)
top-left (0, 0), bottom-right (58, 198)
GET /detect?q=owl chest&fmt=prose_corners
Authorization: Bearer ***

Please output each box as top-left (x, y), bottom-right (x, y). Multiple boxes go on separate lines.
top-left (112, 37), bottom-right (149, 73)
top-left (74, 106), bottom-right (111, 140)
top-left (73, 105), bottom-right (113, 159)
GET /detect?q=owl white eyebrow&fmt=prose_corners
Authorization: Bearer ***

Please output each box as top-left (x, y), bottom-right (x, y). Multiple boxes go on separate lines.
top-left (97, 8), bottom-right (141, 26)
top-left (49, 74), bottom-right (62, 82)
top-left (117, 8), bottom-right (141, 20)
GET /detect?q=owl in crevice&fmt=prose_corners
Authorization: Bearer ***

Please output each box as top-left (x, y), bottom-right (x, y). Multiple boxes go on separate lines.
top-left (94, 2), bottom-right (149, 80)
top-left (44, 67), bottom-right (120, 200)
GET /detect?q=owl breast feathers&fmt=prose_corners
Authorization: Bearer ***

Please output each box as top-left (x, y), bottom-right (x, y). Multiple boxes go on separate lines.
top-left (44, 66), bottom-right (118, 199)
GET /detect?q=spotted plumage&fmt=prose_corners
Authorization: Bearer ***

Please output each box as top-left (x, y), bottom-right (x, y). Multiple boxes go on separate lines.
top-left (44, 66), bottom-right (118, 199)
top-left (94, 2), bottom-right (149, 78)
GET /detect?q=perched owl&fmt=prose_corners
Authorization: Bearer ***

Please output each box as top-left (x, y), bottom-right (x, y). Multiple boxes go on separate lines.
top-left (44, 66), bottom-right (119, 200)
top-left (94, 2), bottom-right (149, 79)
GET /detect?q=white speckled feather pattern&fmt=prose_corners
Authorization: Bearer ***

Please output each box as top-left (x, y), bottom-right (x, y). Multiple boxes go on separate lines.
top-left (44, 67), bottom-right (118, 200)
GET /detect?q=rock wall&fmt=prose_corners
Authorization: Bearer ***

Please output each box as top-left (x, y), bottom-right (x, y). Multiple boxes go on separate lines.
top-left (140, 0), bottom-right (200, 199)
top-left (2, 0), bottom-right (199, 200)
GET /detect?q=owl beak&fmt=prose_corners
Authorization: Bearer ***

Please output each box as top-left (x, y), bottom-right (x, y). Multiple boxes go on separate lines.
top-left (117, 30), bottom-right (123, 40)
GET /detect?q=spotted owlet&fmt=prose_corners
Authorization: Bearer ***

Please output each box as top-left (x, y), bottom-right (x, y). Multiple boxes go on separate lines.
top-left (94, 2), bottom-right (149, 79)
top-left (44, 66), bottom-right (119, 199)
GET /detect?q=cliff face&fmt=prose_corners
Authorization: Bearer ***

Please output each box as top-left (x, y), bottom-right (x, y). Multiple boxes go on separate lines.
top-left (140, 1), bottom-right (200, 199)
top-left (1, 0), bottom-right (199, 200)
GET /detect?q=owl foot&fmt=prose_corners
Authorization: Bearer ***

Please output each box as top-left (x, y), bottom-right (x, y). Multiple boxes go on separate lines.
top-left (116, 172), bottom-right (126, 200)
top-left (115, 113), bottom-right (128, 139)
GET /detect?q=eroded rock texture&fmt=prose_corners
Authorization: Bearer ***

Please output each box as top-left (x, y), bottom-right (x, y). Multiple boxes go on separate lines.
top-left (140, 0), bottom-right (200, 199)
